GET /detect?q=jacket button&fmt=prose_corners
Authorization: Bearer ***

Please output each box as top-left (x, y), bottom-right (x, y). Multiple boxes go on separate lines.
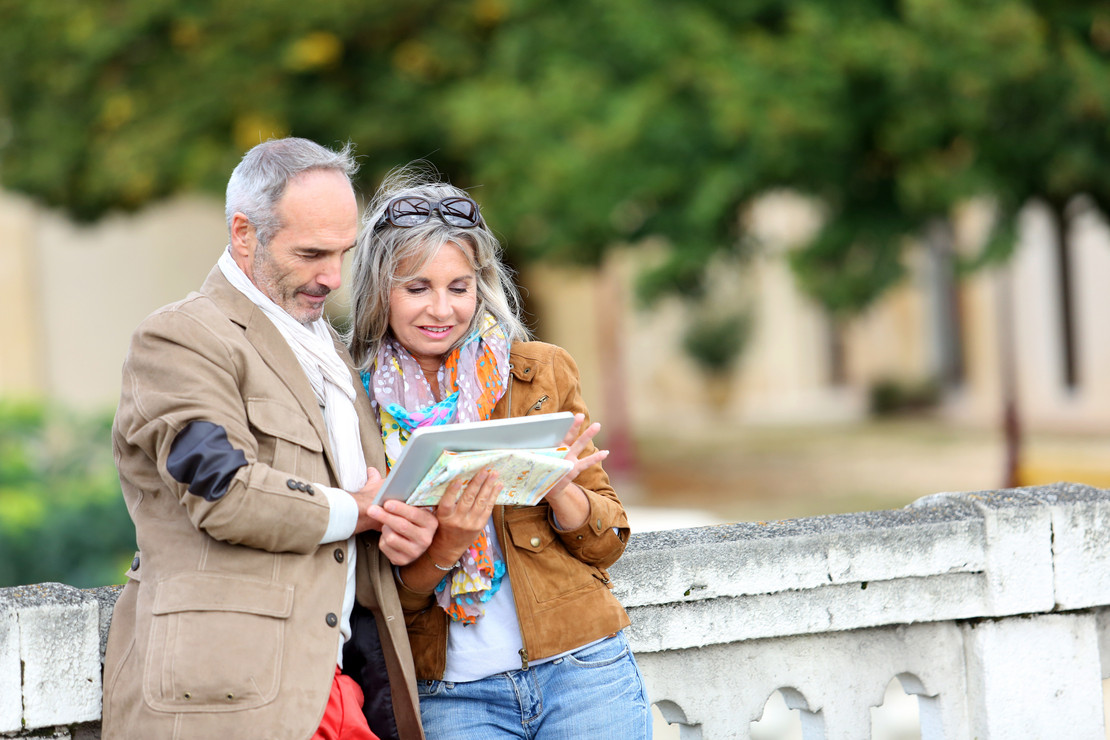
top-left (326, 613), bottom-right (338, 627)
top-left (131, 554), bottom-right (140, 570)
top-left (287, 479), bottom-right (298, 490)
top-left (596, 519), bottom-right (603, 530)
top-left (529, 537), bottom-right (541, 548)
top-left (334, 548), bottom-right (344, 563)
top-left (305, 485), bottom-right (315, 496)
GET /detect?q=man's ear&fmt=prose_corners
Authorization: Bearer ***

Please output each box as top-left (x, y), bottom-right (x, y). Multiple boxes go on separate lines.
top-left (229, 212), bottom-right (255, 271)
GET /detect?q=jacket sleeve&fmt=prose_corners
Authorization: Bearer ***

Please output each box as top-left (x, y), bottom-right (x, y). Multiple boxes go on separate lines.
top-left (545, 346), bottom-right (629, 569)
top-left (115, 307), bottom-right (331, 553)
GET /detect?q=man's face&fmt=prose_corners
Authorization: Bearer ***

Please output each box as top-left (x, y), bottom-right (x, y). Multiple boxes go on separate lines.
top-left (245, 169), bottom-right (358, 325)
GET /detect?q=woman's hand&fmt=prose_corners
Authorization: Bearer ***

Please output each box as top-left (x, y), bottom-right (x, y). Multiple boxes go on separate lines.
top-left (543, 413), bottom-right (608, 530)
top-left (425, 468), bottom-right (501, 568)
top-left (395, 469), bottom-right (501, 593)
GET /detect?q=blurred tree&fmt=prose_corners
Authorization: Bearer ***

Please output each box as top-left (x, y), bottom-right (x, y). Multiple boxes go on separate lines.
top-left (3, 0), bottom-right (1107, 303)
top-left (3, 0), bottom-right (1110, 480)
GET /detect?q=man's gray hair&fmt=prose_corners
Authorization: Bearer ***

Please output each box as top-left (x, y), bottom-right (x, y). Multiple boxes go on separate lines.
top-left (225, 137), bottom-right (359, 246)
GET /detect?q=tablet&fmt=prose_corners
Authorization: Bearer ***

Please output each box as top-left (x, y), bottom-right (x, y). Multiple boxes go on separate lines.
top-left (373, 411), bottom-right (576, 505)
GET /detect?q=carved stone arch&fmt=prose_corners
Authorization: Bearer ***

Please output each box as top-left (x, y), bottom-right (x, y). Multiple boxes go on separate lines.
top-left (652, 698), bottom-right (703, 738)
top-left (752, 686), bottom-right (827, 740)
top-left (871, 672), bottom-right (945, 739)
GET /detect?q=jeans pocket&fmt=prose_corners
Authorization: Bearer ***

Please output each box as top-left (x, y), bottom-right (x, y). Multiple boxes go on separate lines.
top-left (566, 634), bottom-right (629, 668)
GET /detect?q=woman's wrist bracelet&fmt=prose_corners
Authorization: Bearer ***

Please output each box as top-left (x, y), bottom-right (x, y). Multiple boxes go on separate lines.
top-left (427, 551), bottom-right (459, 572)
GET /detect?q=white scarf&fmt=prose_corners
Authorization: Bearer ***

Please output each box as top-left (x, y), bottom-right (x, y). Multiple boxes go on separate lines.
top-left (218, 249), bottom-right (368, 492)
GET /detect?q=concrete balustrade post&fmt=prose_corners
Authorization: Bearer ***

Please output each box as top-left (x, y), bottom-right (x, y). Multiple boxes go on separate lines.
top-left (0, 583), bottom-right (102, 734)
top-left (0, 602), bottom-right (21, 732)
top-left (962, 611), bottom-right (1105, 738)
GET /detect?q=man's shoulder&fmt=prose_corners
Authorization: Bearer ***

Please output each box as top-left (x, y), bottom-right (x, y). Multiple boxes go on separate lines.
top-left (138, 290), bottom-right (227, 332)
top-left (127, 288), bottom-right (248, 361)
top-left (135, 265), bottom-right (244, 330)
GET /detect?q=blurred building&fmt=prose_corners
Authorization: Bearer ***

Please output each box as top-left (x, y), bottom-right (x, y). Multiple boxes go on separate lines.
top-left (0, 190), bottom-right (228, 410)
top-left (3, 187), bottom-right (1109, 441)
top-left (529, 191), bottom-right (1110, 439)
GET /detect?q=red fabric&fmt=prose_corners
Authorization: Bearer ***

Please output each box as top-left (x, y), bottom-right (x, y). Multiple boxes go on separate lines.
top-left (312, 666), bottom-right (380, 740)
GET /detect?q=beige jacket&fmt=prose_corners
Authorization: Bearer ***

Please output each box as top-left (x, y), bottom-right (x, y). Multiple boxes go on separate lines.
top-left (398, 341), bottom-right (632, 678)
top-left (101, 266), bottom-right (424, 740)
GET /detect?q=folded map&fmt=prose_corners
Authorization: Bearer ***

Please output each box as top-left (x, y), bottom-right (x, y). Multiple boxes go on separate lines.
top-left (404, 447), bottom-right (574, 507)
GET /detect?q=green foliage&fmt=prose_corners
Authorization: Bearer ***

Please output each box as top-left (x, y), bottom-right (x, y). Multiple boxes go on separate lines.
top-left (2, 0), bottom-right (1110, 315)
top-left (869, 377), bottom-right (942, 416)
top-left (0, 400), bottom-right (134, 588)
top-left (681, 311), bottom-right (751, 376)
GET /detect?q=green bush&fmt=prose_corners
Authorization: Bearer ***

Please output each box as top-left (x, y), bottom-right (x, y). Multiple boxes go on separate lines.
top-left (0, 399), bottom-right (134, 587)
top-left (681, 311), bottom-right (751, 376)
top-left (868, 378), bottom-right (941, 417)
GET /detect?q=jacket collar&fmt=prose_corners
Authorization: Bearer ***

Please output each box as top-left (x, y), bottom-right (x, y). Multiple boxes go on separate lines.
top-left (508, 355), bottom-right (537, 384)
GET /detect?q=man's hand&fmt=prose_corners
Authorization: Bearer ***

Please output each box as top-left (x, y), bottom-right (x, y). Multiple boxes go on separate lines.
top-left (366, 500), bottom-right (439, 566)
top-left (350, 467), bottom-right (387, 534)
top-left (349, 467), bottom-right (438, 565)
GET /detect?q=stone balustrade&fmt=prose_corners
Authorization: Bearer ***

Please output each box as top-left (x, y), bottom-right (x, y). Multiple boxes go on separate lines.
top-left (4, 482), bottom-right (1110, 738)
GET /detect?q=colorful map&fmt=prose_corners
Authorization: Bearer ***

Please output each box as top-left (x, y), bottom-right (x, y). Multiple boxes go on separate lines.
top-left (405, 447), bottom-right (574, 507)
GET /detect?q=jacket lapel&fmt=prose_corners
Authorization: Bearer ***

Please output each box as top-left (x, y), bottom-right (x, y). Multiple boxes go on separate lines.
top-left (201, 265), bottom-right (345, 483)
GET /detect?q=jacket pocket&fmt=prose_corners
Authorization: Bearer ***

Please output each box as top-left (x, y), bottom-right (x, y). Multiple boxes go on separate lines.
top-left (504, 507), bottom-right (596, 604)
top-left (143, 572), bottom-right (294, 712)
top-left (246, 397), bottom-right (323, 479)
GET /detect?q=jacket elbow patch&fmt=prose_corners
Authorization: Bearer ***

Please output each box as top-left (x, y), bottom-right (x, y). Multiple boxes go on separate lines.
top-left (167, 421), bottom-right (247, 502)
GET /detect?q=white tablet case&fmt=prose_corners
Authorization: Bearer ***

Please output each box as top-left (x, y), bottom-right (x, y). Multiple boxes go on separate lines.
top-left (373, 411), bottom-right (576, 505)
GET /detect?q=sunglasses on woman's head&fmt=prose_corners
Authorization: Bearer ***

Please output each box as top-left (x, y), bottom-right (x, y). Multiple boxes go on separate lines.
top-left (373, 196), bottom-right (483, 231)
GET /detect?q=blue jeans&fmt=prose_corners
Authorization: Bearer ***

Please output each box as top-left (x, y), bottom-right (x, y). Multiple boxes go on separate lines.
top-left (417, 631), bottom-right (652, 740)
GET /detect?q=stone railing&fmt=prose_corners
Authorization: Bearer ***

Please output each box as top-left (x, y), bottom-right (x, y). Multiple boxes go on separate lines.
top-left (4, 483), bottom-right (1110, 739)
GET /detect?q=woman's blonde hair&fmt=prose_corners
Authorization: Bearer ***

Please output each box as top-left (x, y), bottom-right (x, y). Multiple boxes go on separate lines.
top-left (347, 162), bottom-right (530, 370)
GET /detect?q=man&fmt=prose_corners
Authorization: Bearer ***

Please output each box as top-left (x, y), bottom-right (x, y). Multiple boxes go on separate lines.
top-left (102, 138), bottom-right (436, 740)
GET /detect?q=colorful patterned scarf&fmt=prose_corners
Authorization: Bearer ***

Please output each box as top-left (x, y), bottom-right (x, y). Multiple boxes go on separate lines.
top-left (362, 314), bottom-right (510, 624)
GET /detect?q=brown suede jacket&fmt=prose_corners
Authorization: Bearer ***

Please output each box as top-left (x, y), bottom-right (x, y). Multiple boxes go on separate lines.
top-left (396, 341), bottom-right (632, 679)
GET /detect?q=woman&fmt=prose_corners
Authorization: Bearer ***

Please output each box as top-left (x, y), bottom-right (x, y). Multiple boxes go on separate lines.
top-left (347, 165), bottom-right (652, 739)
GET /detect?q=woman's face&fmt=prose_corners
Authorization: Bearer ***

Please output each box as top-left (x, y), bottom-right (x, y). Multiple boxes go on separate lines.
top-left (388, 241), bottom-right (478, 371)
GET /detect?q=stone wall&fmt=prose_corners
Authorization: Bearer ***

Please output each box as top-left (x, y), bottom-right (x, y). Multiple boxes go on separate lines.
top-left (4, 483), bottom-right (1110, 738)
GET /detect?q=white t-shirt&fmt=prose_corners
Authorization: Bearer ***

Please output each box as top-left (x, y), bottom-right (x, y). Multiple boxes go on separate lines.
top-left (442, 521), bottom-right (528, 682)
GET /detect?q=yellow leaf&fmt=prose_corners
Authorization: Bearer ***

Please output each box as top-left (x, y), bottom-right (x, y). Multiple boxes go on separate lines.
top-left (99, 92), bottom-right (134, 131)
top-left (284, 31), bottom-right (343, 72)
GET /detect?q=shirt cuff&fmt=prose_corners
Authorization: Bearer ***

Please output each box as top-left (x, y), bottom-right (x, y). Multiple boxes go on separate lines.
top-left (319, 485), bottom-right (359, 544)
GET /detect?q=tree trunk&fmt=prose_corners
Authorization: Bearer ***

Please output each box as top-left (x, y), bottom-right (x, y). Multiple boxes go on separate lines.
top-left (997, 261), bottom-right (1021, 488)
top-left (595, 257), bottom-right (636, 477)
